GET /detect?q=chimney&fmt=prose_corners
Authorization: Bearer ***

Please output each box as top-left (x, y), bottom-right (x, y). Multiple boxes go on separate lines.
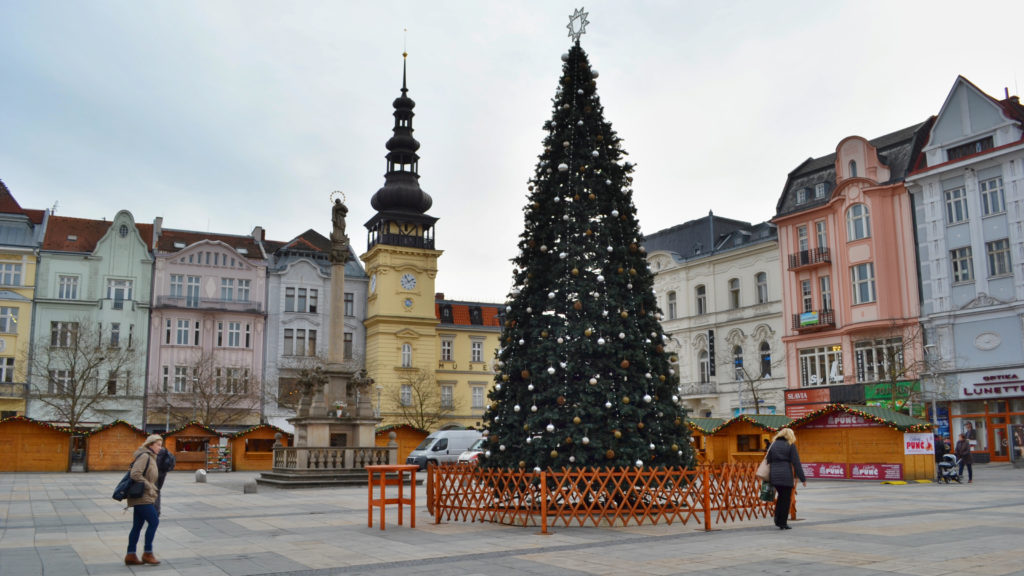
top-left (251, 226), bottom-right (264, 241)
top-left (435, 292), bottom-right (445, 301)
top-left (152, 216), bottom-right (162, 249)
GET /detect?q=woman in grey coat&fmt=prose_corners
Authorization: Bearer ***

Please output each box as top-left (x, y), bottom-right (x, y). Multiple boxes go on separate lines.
top-left (766, 428), bottom-right (806, 529)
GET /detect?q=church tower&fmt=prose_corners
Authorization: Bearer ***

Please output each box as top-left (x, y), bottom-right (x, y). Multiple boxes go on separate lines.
top-left (361, 53), bottom-right (442, 422)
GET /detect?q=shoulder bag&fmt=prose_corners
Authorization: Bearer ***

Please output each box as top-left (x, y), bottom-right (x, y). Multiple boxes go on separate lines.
top-left (112, 455), bottom-right (150, 501)
top-left (756, 442), bottom-right (773, 481)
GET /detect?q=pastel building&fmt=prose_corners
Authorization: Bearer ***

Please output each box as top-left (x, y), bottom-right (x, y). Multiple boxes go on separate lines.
top-left (0, 182), bottom-right (48, 418)
top-left (905, 77), bottom-right (1024, 462)
top-left (773, 122), bottom-right (932, 417)
top-left (435, 296), bottom-right (502, 428)
top-left (146, 222), bottom-right (268, 432)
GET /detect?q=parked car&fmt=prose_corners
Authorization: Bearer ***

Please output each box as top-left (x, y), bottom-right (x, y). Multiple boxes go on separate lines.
top-left (406, 430), bottom-right (482, 469)
top-left (457, 438), bottom-right (487, 464)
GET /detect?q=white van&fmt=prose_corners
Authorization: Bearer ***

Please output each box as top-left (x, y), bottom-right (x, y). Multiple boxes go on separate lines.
top-left (406, 430), bottom-right (482, 469)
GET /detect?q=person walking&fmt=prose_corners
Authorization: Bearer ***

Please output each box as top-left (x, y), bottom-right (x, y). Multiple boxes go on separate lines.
top-left (154, 446), bottom-right (176, 517)
top-left (934, 433), bottom-right (948, 482)
top-left (124, 434), bottom-right (163, 566)
top-left (767, 428), bottom-right (806, 530)
top-left (955, 433), bottom-right (974, 483)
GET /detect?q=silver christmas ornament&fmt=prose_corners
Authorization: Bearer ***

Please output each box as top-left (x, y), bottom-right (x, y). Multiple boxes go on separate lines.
top-left (546, 423), bottom-right (555, 432)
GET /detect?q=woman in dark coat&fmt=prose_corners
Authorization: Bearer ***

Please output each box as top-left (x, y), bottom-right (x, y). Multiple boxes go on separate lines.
top-left (766, 428), bottom-right (806, 529)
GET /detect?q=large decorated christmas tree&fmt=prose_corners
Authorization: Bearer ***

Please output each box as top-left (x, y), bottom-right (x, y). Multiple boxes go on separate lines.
top-left (482, 10), bottom-right (694, 471)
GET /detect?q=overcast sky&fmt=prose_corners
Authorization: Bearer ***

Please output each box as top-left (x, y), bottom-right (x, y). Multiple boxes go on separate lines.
top-left (3, 1), bottom-right (1023, 303)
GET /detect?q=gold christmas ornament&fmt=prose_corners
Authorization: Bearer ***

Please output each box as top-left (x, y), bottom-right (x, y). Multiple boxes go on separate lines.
top-left (637, 422), bottom-right (644, 430)
top-left (620, 359), bottom-right (630, 368)
top-left (674, 418), bottom-right (682, 426)
top-left (617, 267), bottom-right (624, 274)
top-left (565, 436), bottom-right (573, 444)
top-left (573, 301), bottom-right (583, 311)
top-left (571, 268), bottom-right (579, 276)
top-left (605, 449), bottom-right (616, 459)
top-left (659, 375), bottom-right (666, 382)
top-left (613, 429), bottom-right (622, 439)
top-left (620, 311), bottom-right (629, 319)
top-left (550, 450), bottom-right (559, 459)
top-left (502, 374), bottom-right (510, 381)
top-left (556, 396), bottom-right (566, 406)
top-left (585, 229), bottom-right (593, 236)
top-left (541, 330), bottom-right (549, 338)
top-left (523, 424), bottom-right (530, 431)
top-left (629, 268), bottom-right (637, 276)
top-left (622, 396), bottom-right (630, 404)
top-left (671, 444), bottom-right (679, 451)
top-left (519, 460), bottom-right (527, 468)
top-left (573, 416), bottom-right (581, 425)
top-left (585, 328), bottom-right (593, 337)
top-left (629, 243), bottom-right (638, 252)
top-left (596, 134), bottom-right (604, 142)
top-left (588, 193), bottom-right (596, 200)
top-left (521, 370), bottom-right (531, 379)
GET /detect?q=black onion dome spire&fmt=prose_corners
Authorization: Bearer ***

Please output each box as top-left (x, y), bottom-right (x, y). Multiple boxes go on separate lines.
top-left (370, 52), bottom-right (433, 214)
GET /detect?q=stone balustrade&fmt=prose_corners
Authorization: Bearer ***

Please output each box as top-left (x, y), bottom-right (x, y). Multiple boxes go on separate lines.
top-left (272, 446), bottom-right (397, 471)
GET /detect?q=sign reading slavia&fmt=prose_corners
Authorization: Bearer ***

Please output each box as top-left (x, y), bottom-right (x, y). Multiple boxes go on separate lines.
top-left (960, 372), bottom-right (1024, 400)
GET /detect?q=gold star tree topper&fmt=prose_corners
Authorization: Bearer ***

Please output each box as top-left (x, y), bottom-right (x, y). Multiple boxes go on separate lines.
top-left (567, 7), bottom-right (589, 43)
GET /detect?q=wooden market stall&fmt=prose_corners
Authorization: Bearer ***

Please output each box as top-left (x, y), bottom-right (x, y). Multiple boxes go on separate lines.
top-left (230, 424), bottom-right (292, 471)
top-left (164, 422), bottom-right (224, 471)
top-left (85, 420), bottom-right (148, 471)
top-left (686, 418), bottom-right (724, 464)
top-left (789, 404), bottom-right (934, 481)
top-left (701, 414), bottom-right (792, 464)
top-left (375, 424), bottom-right (429, 464)
top-left (0, 416), bottom-right (71, 472)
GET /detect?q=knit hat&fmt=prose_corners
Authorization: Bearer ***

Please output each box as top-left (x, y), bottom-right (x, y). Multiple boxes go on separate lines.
top-left (144, 434), bottom-right (163, 446)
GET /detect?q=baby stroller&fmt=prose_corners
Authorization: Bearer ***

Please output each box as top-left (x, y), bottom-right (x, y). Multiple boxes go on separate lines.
top-left (938, 453), bottom-right (961, 483)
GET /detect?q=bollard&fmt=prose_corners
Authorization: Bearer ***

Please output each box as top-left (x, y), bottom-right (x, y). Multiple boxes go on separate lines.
top-left (243, 480), bottom-right (258, 494)
top-left (195, 469), bottom-right (207, 483)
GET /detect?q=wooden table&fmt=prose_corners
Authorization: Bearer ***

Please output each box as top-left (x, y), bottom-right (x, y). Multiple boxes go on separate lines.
top-left (366, 464), bottom-right (418, 530)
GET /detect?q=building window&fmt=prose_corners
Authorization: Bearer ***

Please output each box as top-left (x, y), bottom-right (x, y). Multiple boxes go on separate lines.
top-left (285, 287), bottom-right (295, 312)
top-left (728, 278), bottom-right (740, 309)
top-left (401, 344), bottom-right (413, 368)
top-left (987, 239), bottom-right (1011, 277)
top-left (308, 289), bottom-right (318, 313)
top-left (297, 288), bottom-right (308, 313)
top-left (440, 304), bottom-right (453, 323)
top-left (283, 328), bottom-right (315, 356)
top-left (799, 345), bottom-right (843, 387)
top-left (440, 337), bottom-right (454, 362)
top-left (227, 322), bottom-right (241, 348)
top-left (759, 342), bottom-right (772, 378)
top-left (667, 291), bottom-right (677, 319)
top-left (58, 275), bottom-right (79, 300)
top-left (221, 278), bottom-right (234, 301)
top-left (797, 225), bottom-right (809, 252)
top-left (48, 369), bottom-right (72, 394)
top-left (176, 319), bottom-right (189, 345)
top-left (946, 136), bottom-right (993, 162)
top-left (695, 285), bottom-right (707, 315)
top-left (815, 220), bottom-right (828, 249)
top-left (400, 384), bottom-right (412, 406)
top-left (109, 323), bottom-right (120, 347)
top-left (471, 339), bottom-right (484, 363)
top-left (801, 280), bottom-right (812, 313)
top-left (186, 276), bottom-right (201, 307)
top-left (174, 366), bottom-right (188, 393)
top-left (796, 188), bottom-right (807, 204)
top-left (50, 321), bottom-right (79, 347)
top-left (698, 350), bottom-right (710, 384)
top-left (851, 263), bottom-right (876, 304)
top-left (169, 274), bottom-right (184, 298)
top-left (854, 338), bottom-right (903, 383)
top-left (950, 247), bottom-right (974, 283)
top-left (440, 385), bottom-right (453, 409)
top-left (733, 345), bottom-right (744, 380)
top-left (107, 372), bottom-right (118, 395)
top-left (0, 307), bottom-right (17, 333)
top-left (819, 275), bottom-right (832, 311)
top-left (283, 329), bottom-right (294, 356)
top-left (343, 332), bottom-right (353, 359)
top-left (814, 183), bottom-right (826, 199)
top-left (0, 357), bottom-right (14, 383)
top-left (285, 287), bottom-right (318, 313)
top-left (161, 366), bottom-right (169, 393)
top-left (472, 386), bottom-right (484, 409)
top-left (237, 279), bottom-right (251, 302)
top-left (980, 176), bottom-right (1006, 216)
top-left (849, 160), bottom-right (857, 178)
top-left (0, 263), bottom-right (22, 286)
top-left (846, 204), bottom-right (871, 241)
top-left (755, 273), bottom-right (768, 304)
top-left (107, 279), bottom-right (133, 309)
top-left (344, 292), bottom-right (355, 316)
top-left (469, 307), bottom-right (483, 325)
top-left (944, 187), bottom-right (969, 224)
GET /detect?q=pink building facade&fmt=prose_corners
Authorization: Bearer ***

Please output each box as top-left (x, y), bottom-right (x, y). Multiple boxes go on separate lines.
top-left (145, 222), bottom-right (268, 433)
top-left (773, 122), bottom-right (932, 417)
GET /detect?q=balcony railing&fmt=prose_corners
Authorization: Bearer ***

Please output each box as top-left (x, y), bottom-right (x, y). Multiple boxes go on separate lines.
top-left (788, 247), bottom-right (831, 269)
top-left (678, 382), bottom-right (718, 397)
top-left (0, 382), bottom-right (26, 398)
top-left (156, 295), bottom-right (264, 314)
top-left (792, 309), bottom-right (835, 331)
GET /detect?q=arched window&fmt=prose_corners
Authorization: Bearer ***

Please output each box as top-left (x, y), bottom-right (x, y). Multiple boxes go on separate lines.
top-left (699, 350), bottom-right (710, 384)
top-left (695, 285), bottom-right (707, 315)
top-left (733, 345), bottom-right (744, 380)
top-left (401, 343), bottom-right (413, 368)
top-left (846, 203), bottom-right (871, 241)
top-left (755, 272), bottom-right (768, 304)
top-left (849, 160), bottom-right (858, 178)
top-left (728, 278), bottom-right (740, 309)
top-left (760, 341), bottom-right (772, 378)
top-left (667, 291), bottom-right (677, 319)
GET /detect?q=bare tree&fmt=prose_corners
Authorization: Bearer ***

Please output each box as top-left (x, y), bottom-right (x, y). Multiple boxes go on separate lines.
top-left (864, 321), bottom-right (936, 414)
top-left (27, 319), bottom-right (142, 465)
top-left (151, 352), bottom-right (260, 428)
top-left (386, 369), bottom-right (459, 430)
top-left (731, 355), bottom-right (787, 415)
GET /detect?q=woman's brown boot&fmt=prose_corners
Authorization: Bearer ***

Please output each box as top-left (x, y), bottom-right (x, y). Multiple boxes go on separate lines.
top-left (124, 553), bottom-right (143, 565)
top-left (141, 552), bottom-right (161, 565)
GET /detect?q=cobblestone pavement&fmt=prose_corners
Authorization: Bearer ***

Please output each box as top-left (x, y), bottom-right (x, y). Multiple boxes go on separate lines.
top-left (1, 463), bottom-right (1022, 576)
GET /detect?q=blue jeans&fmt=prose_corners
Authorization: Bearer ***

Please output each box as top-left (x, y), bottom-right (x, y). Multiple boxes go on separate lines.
top-left (127, 504), bottom-right (159, 553)
top-left (958, 460), bottom-right (973, 482)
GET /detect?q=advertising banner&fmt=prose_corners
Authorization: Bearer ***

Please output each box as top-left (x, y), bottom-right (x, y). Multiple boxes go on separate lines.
top-left (903, 432), bottom-right (934, 455)
top-left (784, 388), bottom-right (830, 418)
top-left (801, 462), bottom-right (846, 479)
top-left (802, 412), bottom-right (883, 429)
top-left (850, 463), bottom-right (902, 481)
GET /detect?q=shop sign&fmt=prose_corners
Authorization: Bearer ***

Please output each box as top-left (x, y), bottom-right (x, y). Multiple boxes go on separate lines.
top-left (785, 403), bottom-right (825, 418)
top-left (801, 462), bottom-right (846, 479)
top-left (959, 372), bottom-right (1024, 400)
top-left (864, 380), bottom-right (920, 403)
top-left (850, 463), bottom-right (902, 481)
top-left (784, 388), bottom-right (830, 418)
top-left (903, 432), bottom-right (934, 455)
top-left (802, 412), bottom-right (882, 429)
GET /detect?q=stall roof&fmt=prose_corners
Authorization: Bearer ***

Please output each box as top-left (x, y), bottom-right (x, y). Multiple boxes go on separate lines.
top-left (164, 421), bottom-right (223, 437)
top-left (229, 423), bottom-right (293, 439)
top-left (687, 418), bottom-right (726, 434)
top-left (789, 404), bottom-right (932, 432)
top-left (85, 420), bottom-right (146, 436)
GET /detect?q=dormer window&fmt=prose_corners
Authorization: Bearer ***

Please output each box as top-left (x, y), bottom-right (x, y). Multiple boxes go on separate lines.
top-left (947, 136), bottom-right (993, 162)
top-left (469, 306), bottom-right (483, 325)
top-left (796, 188), bottom-right (808, 204)
top-left (814, 183), bottom-right (826, 199)
top-left (67, 235), bottom-right (78, 241)
top-left (173, 242), bottom-right (186, 249)
top-left (118, 224), bottom-right (129, 238)
top-left (237, 248), bottom-right (248, 255)
top-left (440, 304), bottom-right (453, 323)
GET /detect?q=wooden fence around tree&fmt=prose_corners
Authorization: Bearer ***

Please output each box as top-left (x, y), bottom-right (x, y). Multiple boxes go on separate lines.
top-left (427, 462), bottom-right (777, 534)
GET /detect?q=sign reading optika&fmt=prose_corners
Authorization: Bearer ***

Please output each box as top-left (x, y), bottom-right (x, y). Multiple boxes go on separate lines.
top-left (959, 372), bottom-right (1024, 400)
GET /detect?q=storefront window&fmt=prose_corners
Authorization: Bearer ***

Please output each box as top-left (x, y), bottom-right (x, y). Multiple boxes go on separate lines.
top-left (1011, 399), bottom-right (1024, 412)
top-left (953, 401), bottom-right (986, 415)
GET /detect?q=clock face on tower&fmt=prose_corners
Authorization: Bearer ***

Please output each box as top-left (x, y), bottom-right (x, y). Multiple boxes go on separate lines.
top-left (400, 273), bottom-right (417, 290)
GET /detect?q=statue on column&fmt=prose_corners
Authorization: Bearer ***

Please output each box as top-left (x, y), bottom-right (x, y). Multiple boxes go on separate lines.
top-left (330, 196), bottom-right (350, 264)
